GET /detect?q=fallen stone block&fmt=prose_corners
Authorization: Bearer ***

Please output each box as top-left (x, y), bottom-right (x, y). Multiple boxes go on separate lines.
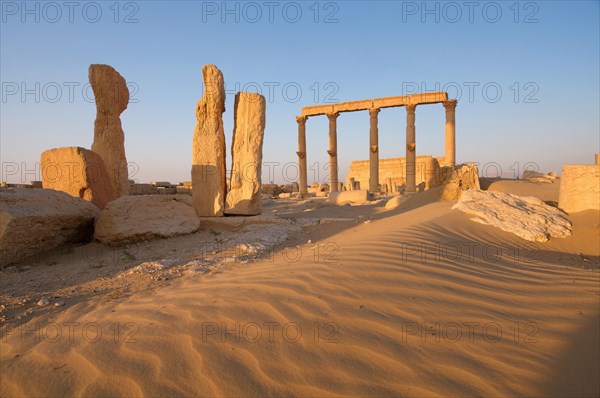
top-left (452, 189), bottom-right (572, 242)
top-left (329, 190), bottom-right (372, 205)
top-left (94, 195), bottom-right (201, 245)
top-left (1, 188), bottom-right (99, 266)
top-left (41, 146), bottom-right (116, 209)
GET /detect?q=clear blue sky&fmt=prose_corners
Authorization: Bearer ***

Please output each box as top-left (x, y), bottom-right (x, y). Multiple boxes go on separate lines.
top-left (1, 0), bottom-right (599, 184)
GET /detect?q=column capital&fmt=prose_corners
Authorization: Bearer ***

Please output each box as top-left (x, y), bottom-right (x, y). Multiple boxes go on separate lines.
top-left (326, 112), bottom-right (339, 121)
top-left (442, 100), bottom-right (457, 111)
top-left (296, 115), bottom-right (307, 125)
top-left (368, 108), bottom-right (380, 117)
top-left (405, 104), bottom-right (417, 113)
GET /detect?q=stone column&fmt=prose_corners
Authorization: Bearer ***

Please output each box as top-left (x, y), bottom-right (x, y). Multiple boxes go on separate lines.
top-left (405, 105), bottom-right (417, 192)
top-left (369, 108), bottom-right (380, 192)
top-left (296, 116), bottom-right (308, 197)
top-left (443, 100), bottom-right (457, 167)
top-left (327, 112), bottom-right (339, 192)
top-left (595, 153), bottom-right (600, 165)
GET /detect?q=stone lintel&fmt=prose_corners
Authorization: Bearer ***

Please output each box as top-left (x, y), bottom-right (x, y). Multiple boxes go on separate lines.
top-left (301, 92), bottom-right (449, 116)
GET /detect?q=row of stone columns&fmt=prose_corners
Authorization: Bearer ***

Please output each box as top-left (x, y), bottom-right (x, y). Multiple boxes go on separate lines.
top-left (296, 100), bottom-right (457, 196)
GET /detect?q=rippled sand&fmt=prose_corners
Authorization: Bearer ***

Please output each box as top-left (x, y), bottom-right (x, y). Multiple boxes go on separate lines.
top-left (1, 191), bottom-right (598, 397)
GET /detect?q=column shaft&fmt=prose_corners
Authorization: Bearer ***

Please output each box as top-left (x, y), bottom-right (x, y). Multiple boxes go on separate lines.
top-left (369, 108), bottom-right (380, 192)
top-left (296, 116), bottom-right (308, 196)
top-left (443, 100), bottom-right (457, 167)
top-left (327, 112), bottom-right (339, 192)
top-left (405, 105), bottom-right (416, 192)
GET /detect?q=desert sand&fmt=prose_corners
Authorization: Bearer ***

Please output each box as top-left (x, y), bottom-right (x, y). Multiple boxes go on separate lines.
top-left (1, 181), bottom-right (598, 397)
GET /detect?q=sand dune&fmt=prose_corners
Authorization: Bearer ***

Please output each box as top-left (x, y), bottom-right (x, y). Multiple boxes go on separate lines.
top-left (2, 189), bottom-right (598, 397)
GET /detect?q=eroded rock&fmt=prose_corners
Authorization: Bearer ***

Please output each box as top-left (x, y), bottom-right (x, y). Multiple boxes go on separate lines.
top-left (89, 64), bottom-right (130, 198)
top-left (41, 146), bottom-right (115, 209)
top-left (0, 189), bottom-right (99, 266)
top-left (452, 189), bottom-right (572, 242)
top-left (191, 64), bottom-right (227, 217)
top-left (439, 163), bottom-right (480, 200)
top-left (94, 195), bottom-right (200, 245)
top-left (225, 92), bottom-right (266, 215)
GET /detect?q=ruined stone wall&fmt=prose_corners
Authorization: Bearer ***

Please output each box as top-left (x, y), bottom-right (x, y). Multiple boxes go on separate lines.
top-left (346, 155), bottom-right (440, 192)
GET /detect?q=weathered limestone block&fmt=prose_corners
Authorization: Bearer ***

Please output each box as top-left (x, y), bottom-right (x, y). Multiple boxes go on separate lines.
top-left (192, 64), bottom-right (227, 217)
top-left (317, 183), bottom-right (329, 192)
top-left (439, 163), bottom-right (480, 201)
top-left (329, 190), bottom-right (372, 205)
top-left (225, 92), bottom-right (266, 215)
top-left (89, 64), bottom-right (130, 198)
top-left (261, 184), bottom-right (282, 197)
top-left (1, 189), bottom-right (99, 266)
top-left (452, 190), bottom-right (572, 242)
top-left (94, 195), bottom-right (200, 245)
top-left (128, 184), bottom-right (157, 195)
top-left (558, 165), bottom-right (600, 213)
top-left (41, 146), bottom-right (115, 209)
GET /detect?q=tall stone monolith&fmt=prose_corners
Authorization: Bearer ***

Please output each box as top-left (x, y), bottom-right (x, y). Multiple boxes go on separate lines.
top-left (225, 92), bottom-right (266, 215)
top-left (89, 64), bottom-right (130, 197)
top-left (192, 64), bottom-right (227, 216)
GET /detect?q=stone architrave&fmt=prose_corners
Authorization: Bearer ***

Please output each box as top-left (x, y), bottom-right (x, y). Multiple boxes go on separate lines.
top-left (191, 64), bottom-right (227, 216)
top-left (41, 146), bottom-right (115, 209)
top-left (225, 92), bottom-right (266, 215)
top-left (89, 64), bottom-right (130, 198)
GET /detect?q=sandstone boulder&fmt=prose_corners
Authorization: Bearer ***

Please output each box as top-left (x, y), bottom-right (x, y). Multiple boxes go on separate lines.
top-left (191, 64), bottom-right (227, 217)
top-left (452, 190), bottom-right (572, 242)
top-left (439, 163), bottom-right (480, 200)
top-left (94, 195), bottom-right (201, 245)
top-left (329, 190), bottom-right (372, 205)
top-left (0, 189), bottom-right (99, 266)
top-left (89, 64), bottom-right (130, 198)
top-left (41, 146), bottom-right (115, 209)
top-left (225, 92), bottom-right (266, 215)
top-left (558, 165), bottom-right (600, 213)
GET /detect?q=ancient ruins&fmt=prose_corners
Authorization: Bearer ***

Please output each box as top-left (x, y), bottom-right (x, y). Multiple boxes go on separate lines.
top-left (40, 146), bottom-right (115, 210)
top-left (191, 64), bottom-right (227, 217)
top-left (296, 92), bottom-right (457, 195)
top-left (89, 64), bottom-right (130, 198)
top-left (191, 65), bottom-right (267, 217)
top-left (558, 158), bottom-right (600, 213)
top-left (225, 92), bottom-right (267, 215)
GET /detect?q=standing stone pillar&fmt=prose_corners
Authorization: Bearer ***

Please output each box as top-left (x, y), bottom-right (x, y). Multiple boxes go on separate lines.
top-left (296, 116), bottom-right (308, 197)
top-left (225, 92), bottom-right (266, 215)
top-left (327, 112), bottom-right (339, 192)
top-left (89, 64), bottom-right (130, 198)
top-left (595, 154), bottom-right (600, 165)
top-left (369, 108), bottom-right (380, 192)
top-left (443, 100), bottom-right (457, 167)
top-left (192, 64), bottom-right (227, 217)
top-left (405, 104), bottom-right (417, 192)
